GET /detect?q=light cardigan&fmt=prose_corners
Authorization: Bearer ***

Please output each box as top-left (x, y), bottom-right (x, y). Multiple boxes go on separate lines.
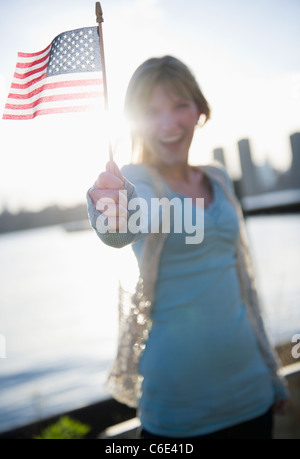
top-left (87, 162), bottom-right (289, 408)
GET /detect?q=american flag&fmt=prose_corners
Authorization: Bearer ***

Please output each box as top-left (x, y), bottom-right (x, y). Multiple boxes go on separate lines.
top-left (3, 27), bottom-right (104, 120)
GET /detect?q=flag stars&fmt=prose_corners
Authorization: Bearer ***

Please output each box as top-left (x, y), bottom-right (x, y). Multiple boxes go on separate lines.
top-left (47, 27), bottom-right (101, 76)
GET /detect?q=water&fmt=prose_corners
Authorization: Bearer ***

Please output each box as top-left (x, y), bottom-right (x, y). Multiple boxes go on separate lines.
top-left (245, 214), bottom-right (300, 345)
top-left (0, 215), bottom-right (300, 433)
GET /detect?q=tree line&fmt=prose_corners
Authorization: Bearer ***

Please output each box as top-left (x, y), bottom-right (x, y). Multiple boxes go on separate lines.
top-left (0, 203), bottom-right (88, 234)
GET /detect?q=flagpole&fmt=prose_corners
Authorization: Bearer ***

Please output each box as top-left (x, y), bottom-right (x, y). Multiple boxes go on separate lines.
top-left (95, 2), bottom-right (113, 163)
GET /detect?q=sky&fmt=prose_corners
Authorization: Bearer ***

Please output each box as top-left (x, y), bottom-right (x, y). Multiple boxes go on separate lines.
top-left (0, 0), bottom-right (299, 212)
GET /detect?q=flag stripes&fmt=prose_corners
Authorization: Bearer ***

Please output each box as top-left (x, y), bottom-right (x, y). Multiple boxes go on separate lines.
top-left (3, 27), bottom-right (103, 120)
top-left (7, 78), bottom-right (103, 100)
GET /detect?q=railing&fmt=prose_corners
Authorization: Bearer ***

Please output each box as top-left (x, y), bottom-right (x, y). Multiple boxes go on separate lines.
top-left (241, 189), bottom-right (300, 215)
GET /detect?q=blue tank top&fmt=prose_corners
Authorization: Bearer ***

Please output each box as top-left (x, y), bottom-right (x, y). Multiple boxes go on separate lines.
top-left (131, 175), bottom-right (274, 437)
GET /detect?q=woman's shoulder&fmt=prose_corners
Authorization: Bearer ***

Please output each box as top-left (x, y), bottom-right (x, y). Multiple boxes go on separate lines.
top-left (199, 160), bottom-right (228, 176)
top-left (199, 161), bottom-right (234, 191)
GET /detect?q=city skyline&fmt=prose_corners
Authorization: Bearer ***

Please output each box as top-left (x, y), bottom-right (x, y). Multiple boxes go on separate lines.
top-left (214, 131), bottom-right (300, 198)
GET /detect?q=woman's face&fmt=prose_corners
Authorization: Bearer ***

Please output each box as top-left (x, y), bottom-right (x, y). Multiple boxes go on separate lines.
top-left (137, 84), bottom-right (200, 167)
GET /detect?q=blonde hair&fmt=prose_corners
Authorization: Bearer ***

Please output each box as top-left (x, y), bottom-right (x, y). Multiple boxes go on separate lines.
top-left (124, 55), bottom-right (211, 163)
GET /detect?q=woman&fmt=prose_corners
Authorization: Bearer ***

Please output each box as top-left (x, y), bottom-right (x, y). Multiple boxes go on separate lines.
top-left (87, 56), bottom-right (289, 439)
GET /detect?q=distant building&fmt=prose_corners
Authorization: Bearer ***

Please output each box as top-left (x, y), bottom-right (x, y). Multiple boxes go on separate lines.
top-left (213, 148), bottom-right (226, 166)
top-left (238, 139), bottom-right (260, 196)
top-left (256, 160), bottom-right (279, 191)
top-left (290, 132), bottom-right (300, 187)
top-left (212, 132), bottom-right (300, 205)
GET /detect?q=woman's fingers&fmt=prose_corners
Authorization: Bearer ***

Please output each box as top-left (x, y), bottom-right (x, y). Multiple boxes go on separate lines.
top-left (95, 171), bottom-right (124, 189)
top-left (96, 199), bottom-right (128, 231)
top-left (92, 189), bottom-right (128, 231)
top-left (89, 187), bottom-right (121, 205)
top-left (89, 187), bottom-right (127, 206)
top-left (106, 160), bottom-right (124, 182)
top-left (96, 200), bottom-right (128, 218)
top-left (94, 161), bottom-right (124, 189)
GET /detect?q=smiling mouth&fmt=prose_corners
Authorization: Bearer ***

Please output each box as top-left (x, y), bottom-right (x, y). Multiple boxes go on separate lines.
top-left (160, 134), bottom-right (183, 144)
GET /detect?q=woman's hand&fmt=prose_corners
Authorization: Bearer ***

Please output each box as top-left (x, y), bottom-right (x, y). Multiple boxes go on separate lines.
top-left (88, 161), bottom-right (128, 231)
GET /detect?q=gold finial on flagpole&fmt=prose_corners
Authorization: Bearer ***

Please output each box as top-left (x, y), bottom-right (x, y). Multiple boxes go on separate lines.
top-left (95, 1), bottom-right (104, 24)
top-left (95, 2), bottom-right (113, 162)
